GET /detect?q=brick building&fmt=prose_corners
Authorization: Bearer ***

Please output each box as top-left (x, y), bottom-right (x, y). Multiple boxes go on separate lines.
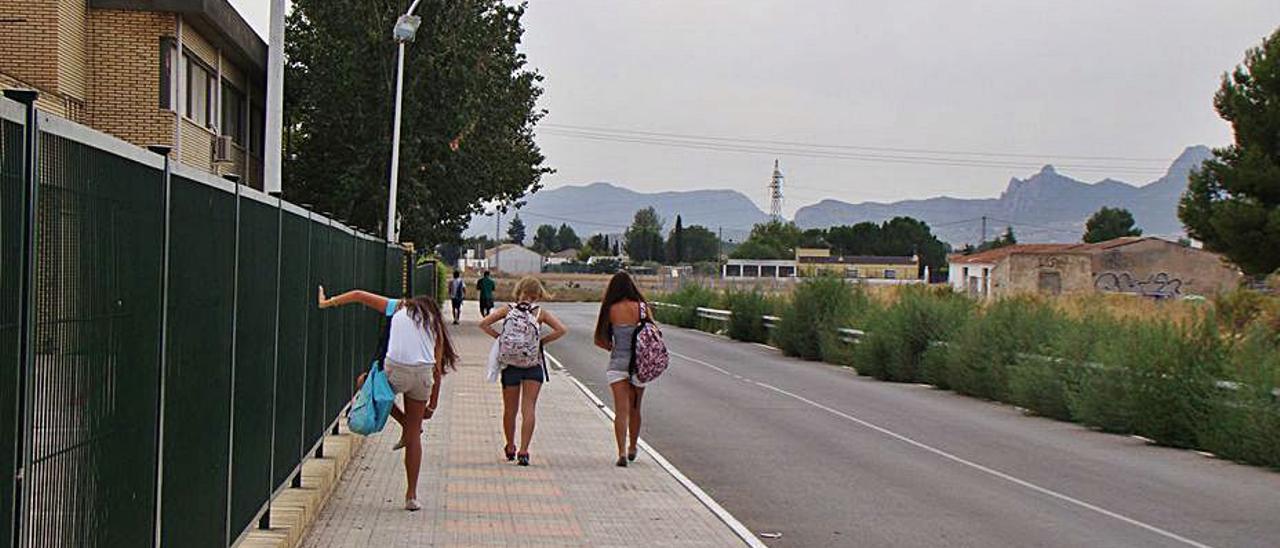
top-left (0, 0), bottom-right (268, 188)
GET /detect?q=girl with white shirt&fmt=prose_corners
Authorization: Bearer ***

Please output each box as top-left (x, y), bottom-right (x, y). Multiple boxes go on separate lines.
top-left (318, 286), bottom-right (458, 511)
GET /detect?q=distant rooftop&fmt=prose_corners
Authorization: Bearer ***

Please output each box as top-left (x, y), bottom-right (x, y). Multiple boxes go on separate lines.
top-left (799, 255), bottom-right (917, 265)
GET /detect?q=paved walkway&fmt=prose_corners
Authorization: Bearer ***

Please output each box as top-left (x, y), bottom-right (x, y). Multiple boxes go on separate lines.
top-left (302, 304), bottom-right (748, 547)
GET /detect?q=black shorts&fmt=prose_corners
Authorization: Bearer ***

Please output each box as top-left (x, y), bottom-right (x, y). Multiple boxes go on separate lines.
top-left (500, 365), bottom-right (545, 387)
top-left (450, 297), bottom-right (463, 308)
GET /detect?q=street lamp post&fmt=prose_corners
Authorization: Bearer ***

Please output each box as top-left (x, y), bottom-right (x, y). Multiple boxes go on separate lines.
top-left (386, 0), bottom-right (423, 242)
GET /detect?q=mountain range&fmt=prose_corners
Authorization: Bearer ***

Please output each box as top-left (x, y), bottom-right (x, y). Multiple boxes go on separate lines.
top-left (467, 145), bottom-right (1212, 246)
top-left (794, 145), bottom-right (1213, 244)
top-left (465, 182), bottom-right (770, 241)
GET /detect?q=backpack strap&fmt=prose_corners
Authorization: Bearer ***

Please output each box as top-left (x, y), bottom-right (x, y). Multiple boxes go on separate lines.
top-left (373, 299), bottom-right (397, 370)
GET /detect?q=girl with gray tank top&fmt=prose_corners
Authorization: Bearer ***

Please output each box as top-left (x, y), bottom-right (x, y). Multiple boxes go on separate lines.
top-left (593, 271), bottom-right (650, 467)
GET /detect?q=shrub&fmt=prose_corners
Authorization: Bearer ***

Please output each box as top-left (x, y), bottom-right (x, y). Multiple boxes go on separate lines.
top-left (725, 290), bottom-right (772, 343)
top-left (775, 277), bottom-right (859, 360)
top-left (817, 286), bottom-right (873, 366)
top-left (654, 284), bottom-right (718, 328)
top-left (853, 286), bottom-right (972, 382)
top-left (1067, 317), bottom-right (1221, 448)
top-left (1197, 325), bottom-right (1280, 469)
top-left (946, 297), bottom-right (1064, 402)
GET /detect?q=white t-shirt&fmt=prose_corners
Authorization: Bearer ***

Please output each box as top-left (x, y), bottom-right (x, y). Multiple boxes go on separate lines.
top-left (385, 301), bottom-right (436, 367)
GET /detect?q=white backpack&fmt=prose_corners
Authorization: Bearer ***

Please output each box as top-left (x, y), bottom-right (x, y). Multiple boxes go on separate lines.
top-left (499, 302), bottom-right (542, 368)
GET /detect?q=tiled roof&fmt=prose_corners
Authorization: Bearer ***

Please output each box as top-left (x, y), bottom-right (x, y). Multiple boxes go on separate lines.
top-left (948, 244), bottom-right (1084, 264)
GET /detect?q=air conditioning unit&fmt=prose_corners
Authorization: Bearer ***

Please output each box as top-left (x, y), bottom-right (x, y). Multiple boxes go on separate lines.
top-left (212, 135), bottom-right (233, 164)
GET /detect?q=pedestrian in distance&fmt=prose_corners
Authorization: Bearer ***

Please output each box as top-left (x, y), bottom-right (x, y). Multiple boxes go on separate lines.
top-left (477, 270), bottom-right (496, 317)
top-left (448, 270), bottom-right (466, 325)
top-left (318, 286), bottom-right (458, 511)
top-left (478, 276), bottom-right (568, 466)
top-left (593, 271), bottom-right (651, 467)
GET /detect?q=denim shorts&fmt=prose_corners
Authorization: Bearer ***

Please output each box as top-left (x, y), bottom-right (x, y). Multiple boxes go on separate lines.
top-left (501, 365), bottom-right (545, 387)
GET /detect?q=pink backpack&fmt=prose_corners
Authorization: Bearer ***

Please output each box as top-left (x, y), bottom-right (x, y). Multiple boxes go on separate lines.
top-left (629, 302), bottom-right (669, 383)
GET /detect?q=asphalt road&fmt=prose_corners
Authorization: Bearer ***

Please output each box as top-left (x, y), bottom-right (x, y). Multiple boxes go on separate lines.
top-left (540, 302), bottom-right (1280, 548)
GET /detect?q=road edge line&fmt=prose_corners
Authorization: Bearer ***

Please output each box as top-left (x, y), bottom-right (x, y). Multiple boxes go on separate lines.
top-left (544, 352), bottom-right (768, 548)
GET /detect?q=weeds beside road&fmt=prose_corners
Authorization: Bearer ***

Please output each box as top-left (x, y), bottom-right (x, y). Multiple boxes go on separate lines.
top-left (655, 281), bottom-right (1280, 470)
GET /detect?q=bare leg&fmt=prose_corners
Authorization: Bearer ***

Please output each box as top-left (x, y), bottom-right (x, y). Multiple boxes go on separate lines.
top-left (518, 380), bottom-right (542, 454)
top-left (610, 381), bottom-right (633, 458)
top-left (502, 386), bottom-right (520, 451)
top-left (629, 386), bottom-right (645, 455)
top-left (401, 396), bottom-right (427, 501)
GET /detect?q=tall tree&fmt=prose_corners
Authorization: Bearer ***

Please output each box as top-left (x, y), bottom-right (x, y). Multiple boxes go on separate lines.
top-left (624, 207), bottom-right (665, 262)
top-left (507, 214), bottom-right (526, 245)
top-left (1084, 207), bottom-right (1143, 243)
top-left (682, 225), bottom-right (721, 262)
top-left (531, 223), bottom-right (557, 253)
top-left (284, 0), bottom-right (551, 246)
top-left (555, 223), bottom-right (581, 251)
top-left (730, 220), bottom-right (804, 259)
top-left (586, 233), bottom-right (610, 255)
top-left (668, 215), bottom-right (686, 263)
top-left (1179, 29), bottom-right (1280, 275)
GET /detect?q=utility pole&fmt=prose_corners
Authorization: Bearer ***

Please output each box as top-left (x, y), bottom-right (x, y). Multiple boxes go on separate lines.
top-left (718, 226), bottom-right (723, 259)
top-left (494, 207), bottom-right (502, 273)
top-left (386, 0), bottom-right (424, 242)
top-left (980, 215), bottom-right (987, 246)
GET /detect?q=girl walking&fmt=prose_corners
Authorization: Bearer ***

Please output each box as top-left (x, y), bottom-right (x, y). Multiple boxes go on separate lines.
top-left (318, 286), bottom-right (458, 511)
top-left (593, 272), bottom-right (650, 467)
top-left (479, 277), bottom-right (568, 466)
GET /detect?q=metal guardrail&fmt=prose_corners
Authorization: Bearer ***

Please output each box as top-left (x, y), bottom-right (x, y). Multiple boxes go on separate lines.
top-left (653, 301), bottom-right (1280, 399)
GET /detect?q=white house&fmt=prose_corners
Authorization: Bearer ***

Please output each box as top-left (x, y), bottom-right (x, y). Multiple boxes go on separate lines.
top-left (486, 244), bottom-right (543, 275)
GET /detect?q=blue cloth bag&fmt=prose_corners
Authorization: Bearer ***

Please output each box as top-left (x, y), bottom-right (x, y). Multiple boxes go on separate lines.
top-left (349, 360), bottom-right (395, 435)
top-left (349, 298), bottom-right (400, 436)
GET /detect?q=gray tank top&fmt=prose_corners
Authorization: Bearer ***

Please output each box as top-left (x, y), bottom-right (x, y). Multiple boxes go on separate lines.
top-left (608, 324), bottom-right (637, 373)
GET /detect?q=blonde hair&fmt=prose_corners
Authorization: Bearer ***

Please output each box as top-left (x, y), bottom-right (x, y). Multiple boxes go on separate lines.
top-left (514, 276), bottom-right (550, 302)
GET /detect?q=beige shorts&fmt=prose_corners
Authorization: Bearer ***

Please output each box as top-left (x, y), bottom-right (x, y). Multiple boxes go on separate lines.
top-left (385, 360), bottom-right (435, 401)
top-left (606, 370), bottom-right (646, 387)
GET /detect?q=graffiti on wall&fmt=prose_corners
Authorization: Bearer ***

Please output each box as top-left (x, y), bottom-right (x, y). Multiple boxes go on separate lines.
top-left (1093, 271), bottom-right (1183, 298)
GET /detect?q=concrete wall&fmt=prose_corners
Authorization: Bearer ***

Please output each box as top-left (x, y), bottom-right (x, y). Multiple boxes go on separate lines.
top-left (1090, 239), bottom-right (1241, 297)
top-left (991, 253), bottom-right (1092, 298)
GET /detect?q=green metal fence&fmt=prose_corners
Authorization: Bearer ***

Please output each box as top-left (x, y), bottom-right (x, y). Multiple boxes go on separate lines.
top-left (0, 94), bottom-right (412, 547)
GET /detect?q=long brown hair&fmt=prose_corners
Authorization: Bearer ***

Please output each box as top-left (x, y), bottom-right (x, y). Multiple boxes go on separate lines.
top-left (594, 271), bottom-right (645, 346)
top-left (401, 296), bottom-right (459, 372)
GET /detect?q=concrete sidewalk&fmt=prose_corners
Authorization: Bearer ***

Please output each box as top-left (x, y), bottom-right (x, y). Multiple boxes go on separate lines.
top-left (301, 304), bottom-right (751, 546)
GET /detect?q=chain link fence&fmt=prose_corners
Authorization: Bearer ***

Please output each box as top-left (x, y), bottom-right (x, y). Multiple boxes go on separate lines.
top-left (1, 93), bottom-right (414, 547)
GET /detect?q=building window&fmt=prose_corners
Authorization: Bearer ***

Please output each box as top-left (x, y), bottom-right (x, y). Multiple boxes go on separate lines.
top-left (159, 38), bottom-right (177, 109)
top-left (762, 265), bottom-right (777, 278)
top-left (221, 80), bottom-right (245, 144)
top-left (779, 265), bottom-right (795, 277)
top-left (743, 265), bottom-right (759, 278)
top-left (846, 266), bottom-right (859, 278)
top-left (249, 103), bottom-right (265, 157)
top-left (184, 54), bottom-right (215, 128)
top-left (884, 269), bottom-right (897, 279)
top-left (725, 264), bottom-right (742, 277)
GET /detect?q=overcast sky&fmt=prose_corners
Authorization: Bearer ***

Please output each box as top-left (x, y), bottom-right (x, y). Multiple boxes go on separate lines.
top-left (230, 1), bottom-right (1280, 216)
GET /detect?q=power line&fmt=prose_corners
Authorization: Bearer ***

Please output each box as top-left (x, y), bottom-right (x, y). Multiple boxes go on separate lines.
top-left (540, 123), bottom-right (1172, 164)
top-left (537, 129), bottom-right (1166, 176)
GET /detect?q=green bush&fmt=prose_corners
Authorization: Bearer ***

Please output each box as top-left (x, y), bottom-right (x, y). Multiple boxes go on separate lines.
top-left (725, 290), bottom-right (773, 343)
top-left (946, 297), bottom-right (1064, 402)
top-left (774, 277), bottom-right (860, 360)
top-left (1197, 325), bottom-right (1280, 468)
top-left (817, 286), bottom-right (873, 366)
top-left (654, 284), bottom-right (718, 328)
top-left (1067, 318), bottom-right (1221, 448)
top-left (853, 286), bottom-right (971, 381)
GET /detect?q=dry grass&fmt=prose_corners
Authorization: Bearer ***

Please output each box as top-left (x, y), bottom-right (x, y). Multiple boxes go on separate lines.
top-left (462, 273), bottom-right (664, 302)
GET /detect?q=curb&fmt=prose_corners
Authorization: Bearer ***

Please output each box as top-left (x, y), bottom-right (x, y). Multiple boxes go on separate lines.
top-left (545, 352), bottom-right (768, 548)
top-left (235, 421), bottom-right (365, 548)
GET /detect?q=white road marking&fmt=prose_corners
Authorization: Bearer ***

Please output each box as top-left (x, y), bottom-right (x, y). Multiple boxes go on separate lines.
top-left (668, 350), bottom-right (1215, 548)
top-left (543, 352), bottom-right (767, 548)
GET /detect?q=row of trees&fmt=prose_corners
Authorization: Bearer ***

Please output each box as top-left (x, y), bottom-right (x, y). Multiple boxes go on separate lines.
top-left (730, 218), bottom-right (950, 277)
top-left (623, 208), bottom-right (721, 263)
